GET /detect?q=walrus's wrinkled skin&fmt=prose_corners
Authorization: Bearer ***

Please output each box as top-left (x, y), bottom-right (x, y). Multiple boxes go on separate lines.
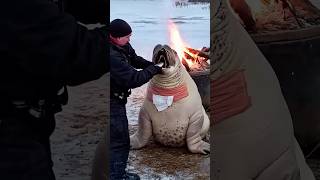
top-left (130, 45), bottom-right (210, 154)
top-left (211, 0), bottom-right (314, 179)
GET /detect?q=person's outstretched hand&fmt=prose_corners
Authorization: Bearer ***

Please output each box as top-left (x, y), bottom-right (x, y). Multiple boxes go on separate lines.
top-left (155, 62), bottom-right (165, 74)
top-left (155, 62), bottom-right (164, 68)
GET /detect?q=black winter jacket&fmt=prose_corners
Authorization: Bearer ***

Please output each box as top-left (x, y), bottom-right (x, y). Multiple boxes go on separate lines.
top-left (110, 42), bottom-right (161, 100)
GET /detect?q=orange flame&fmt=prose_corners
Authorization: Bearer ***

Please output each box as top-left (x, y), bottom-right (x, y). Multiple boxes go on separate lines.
top-left (167, 20), bottom-right (194, 68)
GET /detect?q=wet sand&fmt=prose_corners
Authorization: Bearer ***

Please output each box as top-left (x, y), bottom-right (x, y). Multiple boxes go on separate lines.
top-left (128, 125), bottom-right (210, 180)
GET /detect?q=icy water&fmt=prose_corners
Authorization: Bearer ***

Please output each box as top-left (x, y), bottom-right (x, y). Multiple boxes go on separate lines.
top-left (112, 1), bottom-right (210, 179)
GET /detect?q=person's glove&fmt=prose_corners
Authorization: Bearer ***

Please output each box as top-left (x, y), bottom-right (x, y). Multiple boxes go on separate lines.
top-left (154, 62), bottom-right (165, 74)
top-left (155, 62), bottom-right (164, 68)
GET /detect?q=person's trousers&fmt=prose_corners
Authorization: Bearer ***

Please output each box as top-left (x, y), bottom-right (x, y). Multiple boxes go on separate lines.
top-left (0, 111), bottom-right (56, 180)
top-left (110, 98), bottom-right (130, 179)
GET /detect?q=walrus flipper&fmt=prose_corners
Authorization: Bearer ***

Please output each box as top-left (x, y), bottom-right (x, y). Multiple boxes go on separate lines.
top-left (186, 110), bottom-right (210, 154)
top-left (130, 107), bottom-right (153, 149)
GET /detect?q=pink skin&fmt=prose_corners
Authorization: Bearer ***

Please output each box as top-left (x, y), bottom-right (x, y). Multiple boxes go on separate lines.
top-left (110, 33), bottom-right (132, 46)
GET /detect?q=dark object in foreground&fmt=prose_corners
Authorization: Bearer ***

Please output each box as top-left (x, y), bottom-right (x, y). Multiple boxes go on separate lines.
top-left (0, 0), bottom-right (109, 178)
top-left (190, 69), bottom-right (210, 110)
top-left (251, 27), bottom-right (320, 156)
top-left (63, 0), bottom-right (108, 24)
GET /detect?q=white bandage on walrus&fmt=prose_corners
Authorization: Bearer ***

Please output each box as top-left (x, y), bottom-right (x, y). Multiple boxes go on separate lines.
top-left (152, 94), bottom-right (173, 111)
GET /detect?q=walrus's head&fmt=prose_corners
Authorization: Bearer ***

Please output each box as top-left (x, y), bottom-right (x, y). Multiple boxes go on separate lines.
top-left (152, 44), bottom-right (180, 74)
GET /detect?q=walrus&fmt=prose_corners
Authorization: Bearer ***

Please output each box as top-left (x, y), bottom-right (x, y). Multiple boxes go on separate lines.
top-left (130, 44), bottom-right (210, 154)
top-left (211, 0), bottom-right (315, 179)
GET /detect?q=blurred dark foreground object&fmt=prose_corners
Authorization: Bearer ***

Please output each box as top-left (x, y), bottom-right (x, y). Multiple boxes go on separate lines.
top-left (0, 0), bottom-right (109, 179)
top-left (251, 25), bottom-right (320, 157)
top-left (61, 0), bottom-right (108, 24)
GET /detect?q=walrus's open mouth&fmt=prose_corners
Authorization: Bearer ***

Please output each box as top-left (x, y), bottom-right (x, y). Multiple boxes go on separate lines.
top-left (156, 49), bottom-right (171, 68)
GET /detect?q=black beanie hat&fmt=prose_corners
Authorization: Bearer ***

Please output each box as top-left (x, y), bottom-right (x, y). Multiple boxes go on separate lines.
top-left (110, 19), bottom-right (132, 38)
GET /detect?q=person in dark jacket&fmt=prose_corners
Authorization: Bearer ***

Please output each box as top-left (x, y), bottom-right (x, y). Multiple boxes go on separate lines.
top-left (0, 0), bottom-right (108, 179)
top-left (109, 19), bottom-right (163, 180)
